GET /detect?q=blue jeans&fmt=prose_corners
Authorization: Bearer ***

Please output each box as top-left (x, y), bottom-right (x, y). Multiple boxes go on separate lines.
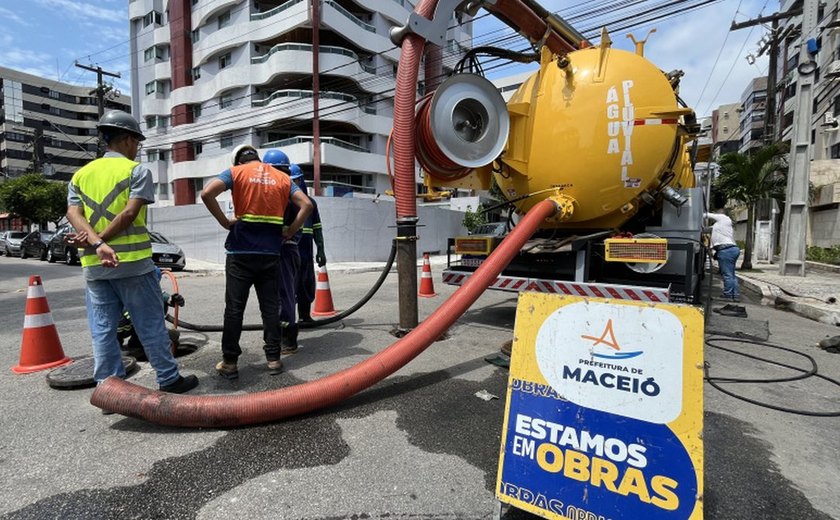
top-left (86, 272), bottom-right (180, 386)
top-left (717, 246), bottom-right (741, 298)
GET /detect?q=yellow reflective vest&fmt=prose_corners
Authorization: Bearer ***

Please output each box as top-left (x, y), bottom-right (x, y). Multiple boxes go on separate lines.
top-left (71, 156), bottom-right (152, 267)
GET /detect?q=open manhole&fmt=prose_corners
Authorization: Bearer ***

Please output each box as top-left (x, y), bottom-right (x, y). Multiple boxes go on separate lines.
top-left (47, 356), bottom-right (138, 390)
top-left (121, 329), bottom-right (202, 361)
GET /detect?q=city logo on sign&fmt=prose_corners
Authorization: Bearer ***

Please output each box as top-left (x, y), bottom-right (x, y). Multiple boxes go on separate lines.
top-left (580, 319), bottom-right (642, 360)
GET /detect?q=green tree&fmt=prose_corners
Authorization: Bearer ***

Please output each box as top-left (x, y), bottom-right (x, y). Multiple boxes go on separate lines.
top-left (715, 144), bottom-right (788, 270)
top-left (0, 174), bottom-right (68, 227)
top-left (462, 204), bottom-right (487, 233)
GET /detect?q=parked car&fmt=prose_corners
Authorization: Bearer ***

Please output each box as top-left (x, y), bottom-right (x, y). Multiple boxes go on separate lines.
top-left (20, 230), bottom-right (55, 260)
top-left (3, 230), bottom-right (27, 257)
top-left (150, 231), bottom-right (186, 271)
top-left (0, 231), bottom-right (6, 256)
top-left (46, 225), bottom-right (80, 265)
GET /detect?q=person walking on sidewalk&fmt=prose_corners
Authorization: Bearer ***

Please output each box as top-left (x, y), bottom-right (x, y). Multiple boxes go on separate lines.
top-left (705, 207), bottom-right (741, 302)
top-left (201, 145), bottom-right (312, 379)
top-left (66, 110), bottom-right (198, 395)
top-left (292, 166), bottom-right (327, 323)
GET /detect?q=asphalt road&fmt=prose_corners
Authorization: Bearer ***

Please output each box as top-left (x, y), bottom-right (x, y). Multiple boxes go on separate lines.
top-left (0, 254), bottom-right (838, 519)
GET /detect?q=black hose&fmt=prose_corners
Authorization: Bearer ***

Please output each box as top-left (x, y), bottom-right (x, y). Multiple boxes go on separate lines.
top-left (167, 240), bottom-right (398, 332)
top-left (704, 336), bottom-right (840, 416)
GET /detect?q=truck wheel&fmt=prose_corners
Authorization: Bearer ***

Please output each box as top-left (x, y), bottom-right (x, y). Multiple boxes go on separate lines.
top-left (39, 247), bottom-right (47, 261)
top-left (20, 248), bottom-right (28, 259)
top-left (47, 248), bottom-right (56, 263)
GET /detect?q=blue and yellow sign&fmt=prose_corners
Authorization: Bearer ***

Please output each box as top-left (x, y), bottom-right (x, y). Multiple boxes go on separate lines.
top-left (497, 293), bottom-right (704, 519)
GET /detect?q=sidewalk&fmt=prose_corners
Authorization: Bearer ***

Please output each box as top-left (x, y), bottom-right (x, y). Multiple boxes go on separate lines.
top-left (737, 261), bottom-right (840, 326)
top-left (183, 254), bottom-right (452, 275)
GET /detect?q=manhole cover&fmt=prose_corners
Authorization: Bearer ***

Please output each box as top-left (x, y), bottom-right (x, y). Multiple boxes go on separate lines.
top-left (46, 356), bottom-right (137, 390)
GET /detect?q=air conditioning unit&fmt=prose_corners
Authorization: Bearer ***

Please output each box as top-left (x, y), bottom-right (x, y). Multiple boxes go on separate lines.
top-left (824, 113), bottom-right (839, 130)
top-left (826, 60), bottom-right (840, 78)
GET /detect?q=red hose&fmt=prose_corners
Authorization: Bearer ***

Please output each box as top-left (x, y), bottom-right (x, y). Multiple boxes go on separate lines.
top-left (90, 199), bottom-right (558, 426)
top-left (392, 0), bottom-right (436, 218)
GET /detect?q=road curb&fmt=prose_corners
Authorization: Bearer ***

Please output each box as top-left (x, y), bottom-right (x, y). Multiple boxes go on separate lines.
top-left (738, 273), bottom-right (840, 326)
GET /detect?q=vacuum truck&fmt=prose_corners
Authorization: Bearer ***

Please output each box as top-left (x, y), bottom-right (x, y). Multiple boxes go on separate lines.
top-left (418, 29), bottom-right (706, 304)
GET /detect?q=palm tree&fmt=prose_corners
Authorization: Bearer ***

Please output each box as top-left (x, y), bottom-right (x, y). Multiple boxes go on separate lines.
top-left (715, 143), bottom-right (788, 270)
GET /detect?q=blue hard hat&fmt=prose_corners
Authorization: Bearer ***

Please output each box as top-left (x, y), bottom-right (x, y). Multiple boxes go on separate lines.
top-left (289, 163), bottom-right (304, 180)
top-left (263, 148), bottom-right (290, 168)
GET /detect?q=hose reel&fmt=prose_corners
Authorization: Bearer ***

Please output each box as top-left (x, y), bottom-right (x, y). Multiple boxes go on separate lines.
top-left (415, 73), bottom-right (509, 181)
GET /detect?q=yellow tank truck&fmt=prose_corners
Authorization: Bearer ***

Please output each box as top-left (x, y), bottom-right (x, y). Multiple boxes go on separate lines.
top-left (420, 28), bottom-right (706, 303)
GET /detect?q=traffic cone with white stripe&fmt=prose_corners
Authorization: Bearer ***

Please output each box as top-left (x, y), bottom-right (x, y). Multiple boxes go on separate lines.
top-left (312, 265), bottom-right (337, 317)
top-left (418, 253), bottom-right (437, 298)
top-left (12, 276), bottom-right (71, 374)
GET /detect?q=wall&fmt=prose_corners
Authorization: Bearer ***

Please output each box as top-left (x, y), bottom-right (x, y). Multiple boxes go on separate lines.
top-left (146, 197), bottom-right (468, 263)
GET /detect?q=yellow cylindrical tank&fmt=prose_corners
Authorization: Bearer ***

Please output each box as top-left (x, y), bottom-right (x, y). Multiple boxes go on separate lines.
top-left (497, 45), bottom-right (693, 229)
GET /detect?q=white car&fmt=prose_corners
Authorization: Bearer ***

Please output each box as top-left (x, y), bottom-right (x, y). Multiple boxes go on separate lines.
top-left (149, 231), bottom-right (186, 271)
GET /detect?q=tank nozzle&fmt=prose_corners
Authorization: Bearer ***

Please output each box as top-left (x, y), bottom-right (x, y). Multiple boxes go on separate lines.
top-left (661, 186), bottom-right (688, 207)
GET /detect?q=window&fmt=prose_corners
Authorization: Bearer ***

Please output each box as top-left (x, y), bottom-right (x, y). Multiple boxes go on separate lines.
top-left (191, 29), bottom-right (200, 43)
top-left (219, 93), bottom-right (233, 109)
top-left (159, 182), bottom-right (169, 195)
top-left (832, 142), bottom-right (840, 159)
top-left (193, 142), bottom-right (203, 156)
top-left (147, 150), bottom-right (167, 162)
top-left (219, 53), bottom-right (231, 69)
top-left (49, 90), bottom-right (60, 100)
top-left (6, 132), bottom-right (28, 142)
top-left (145, 81), bottom-right (157, 95)
top-left (144, 45), bottom-right (165, 61)
top-left (220, 133), bottom-right (234, 148)
top-left (145, 115), bottom-right (169, 129)
top-left (146, 116), bottom-right (157, 129)
top-left (192, 0), bottom-right (199, 5)
top-left (191, 103), bottom-right (202, 119)
top-left (143, 10), bottom-right (162, 27)
top-left (217, 10), bottom-right (231, 29)
top-left (723, 112), bottom-right (729, 119)
top-left (191, 66), bottom-right (201, 80)
top-left (49, 106), bottom-right (61, 116)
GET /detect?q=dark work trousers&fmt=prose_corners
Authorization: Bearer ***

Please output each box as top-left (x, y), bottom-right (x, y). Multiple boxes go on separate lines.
top-left (222, 254), bottom-right (283, 362)
top-left (279, 242), bottom-right (301, 346)
top-left (297, 255), bottom-right (316, 320)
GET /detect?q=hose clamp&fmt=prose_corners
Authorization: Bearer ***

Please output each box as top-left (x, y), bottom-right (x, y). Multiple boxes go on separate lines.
top-left (395, 217), bottom-right (420, 241)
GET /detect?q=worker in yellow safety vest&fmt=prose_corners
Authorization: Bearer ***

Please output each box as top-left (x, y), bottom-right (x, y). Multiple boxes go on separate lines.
top-left (66, 110), bottom-right (198, 399)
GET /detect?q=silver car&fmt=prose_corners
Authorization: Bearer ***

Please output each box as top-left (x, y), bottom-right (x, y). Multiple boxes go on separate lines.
top-left (149, 231), bottom-right (186, 271)
top-left (3, 231), bottom-right (28, 257)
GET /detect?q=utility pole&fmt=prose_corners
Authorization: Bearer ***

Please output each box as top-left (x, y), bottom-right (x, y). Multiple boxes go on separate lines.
top-left (730, 6), bottom-right (801, 143)
top-left (75, 62), bottom-right (121, 157)
top-left (779, 0), bottom-right (819, 276)
top-left (31, 127), bottom-right (44, 173)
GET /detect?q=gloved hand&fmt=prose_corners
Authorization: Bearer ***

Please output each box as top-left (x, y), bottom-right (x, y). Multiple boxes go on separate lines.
top-left (169, 293), bottom-right (186, 307)
top-left (316, 250), bottom-right (327, 267)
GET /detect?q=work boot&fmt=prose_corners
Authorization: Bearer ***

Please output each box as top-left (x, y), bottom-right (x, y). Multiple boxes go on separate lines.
top-left (215, 359), bottom-right (239, 380)
top-left (159, 374), bottom-right (199, 394)
top-left (281, 325), bottom-right (299, 355)
top-left (819, 335), bottom-right (840, 353)
top-left (267, 359), bottom-right (283, 374)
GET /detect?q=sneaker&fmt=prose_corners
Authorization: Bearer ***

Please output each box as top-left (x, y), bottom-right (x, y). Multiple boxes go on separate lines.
top-left (267, 359), bottom-right (283, 374)
top-left (159, 374), bottom-right (199, 394)
top-left (281, 344), bottom-right (299, 355)
top-left (215, 360), bottom-right (239, 380)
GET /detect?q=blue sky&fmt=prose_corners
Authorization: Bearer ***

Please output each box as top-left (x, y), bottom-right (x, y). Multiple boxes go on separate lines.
top-left (1, 0), bottom-right (773, 118)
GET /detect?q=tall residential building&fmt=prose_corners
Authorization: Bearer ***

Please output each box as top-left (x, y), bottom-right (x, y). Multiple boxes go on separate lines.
top-left (737, 76), bottom-right (767, 154)
top-left (0, 66), bottom-right (131, 181)
top-left (129, 0), bottom-right (473, 206)
top-left (711, 102), bottom-right (741, 159)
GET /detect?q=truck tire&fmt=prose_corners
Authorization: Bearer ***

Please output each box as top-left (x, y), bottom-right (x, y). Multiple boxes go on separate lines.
top-left (47, 248), bottom-right (56, 263)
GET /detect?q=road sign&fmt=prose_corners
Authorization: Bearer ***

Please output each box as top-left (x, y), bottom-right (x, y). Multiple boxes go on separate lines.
top-left (497, 293), bottom-right (704, 519)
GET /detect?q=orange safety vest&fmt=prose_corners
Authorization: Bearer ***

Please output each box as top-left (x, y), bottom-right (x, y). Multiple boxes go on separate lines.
top-left (230, 162), bottom-right (291, 224)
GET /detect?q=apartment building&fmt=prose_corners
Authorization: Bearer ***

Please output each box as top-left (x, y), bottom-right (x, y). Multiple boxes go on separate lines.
top-left (0, 66), bottom-right (131, 181)
top-left (711, 102), bottom-right (741, 159)
top-left (737, 76), bottom-right (768, 154)
top-left (128, 0), bottom-right (472, 206)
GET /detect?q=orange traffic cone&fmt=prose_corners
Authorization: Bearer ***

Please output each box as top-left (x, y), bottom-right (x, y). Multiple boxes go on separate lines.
top-left (418, 253), bottom-right (437, 298)
top-left (312, 265), bottom-right (337, 317)
top-left (13, 276), bottom-right (72, 374)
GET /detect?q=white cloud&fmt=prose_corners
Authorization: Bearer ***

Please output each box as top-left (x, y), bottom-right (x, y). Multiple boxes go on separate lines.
top-left (0, 6), bottom-right (32, 26)
top-left (33, 0), bottom-right (125, 23)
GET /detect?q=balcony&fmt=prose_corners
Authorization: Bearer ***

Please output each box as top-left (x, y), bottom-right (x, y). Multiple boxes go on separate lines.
top-left (251, 0), bottom-right (304, 21)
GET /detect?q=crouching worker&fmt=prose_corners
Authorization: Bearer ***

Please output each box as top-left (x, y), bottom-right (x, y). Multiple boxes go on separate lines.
top-left (118, 267), bottom-right (185, 359)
